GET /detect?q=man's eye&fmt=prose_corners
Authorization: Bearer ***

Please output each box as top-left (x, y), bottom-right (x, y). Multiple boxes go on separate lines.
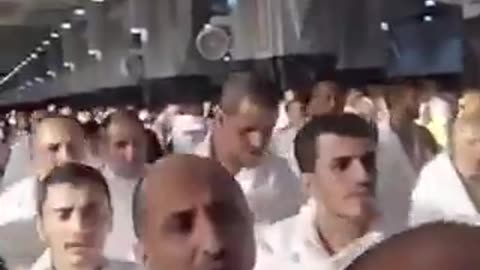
top-left (48, 144), bottom-right (60, 152)
top-left (167, 213), bottom-right (194, 234)
top-left (334, 158), bottom-right (351, 171)
top-left (59, 209), bottom-right (72, 221)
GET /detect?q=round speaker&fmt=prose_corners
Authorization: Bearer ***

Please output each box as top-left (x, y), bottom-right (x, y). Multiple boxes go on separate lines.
top-left (196, 24), bottom-right (231, 61)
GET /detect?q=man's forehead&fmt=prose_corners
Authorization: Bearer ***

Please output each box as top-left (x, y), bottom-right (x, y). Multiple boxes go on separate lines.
top-left (316, 134), bottom-right (374, 157)
top-left (44, 182), bottom-right (107, 208)
top-left (36, 120), bottom-right (82, 143)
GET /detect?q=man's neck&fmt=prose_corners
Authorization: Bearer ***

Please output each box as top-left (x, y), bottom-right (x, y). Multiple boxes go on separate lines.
top-left (52, 256), bottom-right (103, 270)
top-left (211, 130), bottom-right (242, 175)
top-left (315, 211), bottom-right (371, 255)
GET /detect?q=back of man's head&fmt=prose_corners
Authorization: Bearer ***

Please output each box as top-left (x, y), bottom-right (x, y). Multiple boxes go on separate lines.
top-left (347, 221), bottom-right (480, 270)
top-left (294, 113), bottom-right (375, 173)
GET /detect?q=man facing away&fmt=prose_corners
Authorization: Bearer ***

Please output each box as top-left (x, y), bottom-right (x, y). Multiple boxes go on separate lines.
top-left (194, 71), bottom-right (303, 224)
top-left (132, 155), bottom-right (256, 270)
top-left (32, 163), bottom-right (135, 270)
top-left (410, 115), bottom-right (480, 226)
top-left (0, 116), bottom-right (87, 269)
top-left (255, 114), bottom-right (383, 270)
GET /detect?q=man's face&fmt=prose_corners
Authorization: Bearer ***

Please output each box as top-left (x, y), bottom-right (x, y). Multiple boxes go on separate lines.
top-left (286, 101), bottom-right (307, 126)
top-left (308, 134), bottom-right (376, 220)
top-left (34, 120), bottom-right (86, 176)
top-left (38, 181), bottom-right (112, 269)
top-left (398, 87), bottom-right (423, 120)
top-left (104, 121), bottom-right (147, 178)
top-left (307, 81), bottom-right (346, 117)
top-left (217, 98), bottom-right (277, 168)
top-left (141, 172), bottom-right (255, 270)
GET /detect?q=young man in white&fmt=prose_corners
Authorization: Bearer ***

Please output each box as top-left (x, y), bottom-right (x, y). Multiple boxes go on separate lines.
top-left (194, 71), bottom-right (303, 224)
top-left (410, 115), bottom-right (480, 226)
top-left (255, 114), bottom-right (383, 270)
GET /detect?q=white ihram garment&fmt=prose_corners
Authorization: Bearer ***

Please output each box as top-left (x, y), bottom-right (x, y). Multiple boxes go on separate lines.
top-left (270, 126), bottom-right (301, 177)
top-left (409, 153), bottom-right (480, 227)
top-left (376, 123), bottom-right (418, 236)
top-left (194, 134), bottom-right (303, 224)
top-left (0, 176), bottom-right (44, 270)
top-left (255, 200), bottom-right (383, 270)
top-left (171, 115), bottom-right (208, 154)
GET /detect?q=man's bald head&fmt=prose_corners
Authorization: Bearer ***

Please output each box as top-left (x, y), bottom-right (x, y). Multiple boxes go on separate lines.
top-left (347, 222), bottom-right (480, 270)
top-left (32, 116), bottom-right (86, 176)
top-left (133, 154), bottom-right (255, 270)
top-left (101, 110), bottom-right (147, 178)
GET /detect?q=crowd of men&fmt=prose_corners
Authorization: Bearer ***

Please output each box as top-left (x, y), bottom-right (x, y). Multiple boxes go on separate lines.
top-left (0, 71), bottom-right (480, 270)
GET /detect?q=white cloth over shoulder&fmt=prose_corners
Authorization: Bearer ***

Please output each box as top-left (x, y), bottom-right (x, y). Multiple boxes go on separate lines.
top-left (194, 134), bottom-right (304, 224)
top-left (254, 200), bottom-right (383, 270)
top-left (30, 249), bottom-right (137, 270)
top-left (102, 167), bottom-right (138, 262)
top-left (270, 126), bottom-right (301, 177)
top-left (376, 123), bottom-right (418, 236)
top-left (409, 153), bottom-right (480, 226)
top-left (2, 134), bottom-right (32, 189)
top-left (0, 176), bottom-right (45, 270)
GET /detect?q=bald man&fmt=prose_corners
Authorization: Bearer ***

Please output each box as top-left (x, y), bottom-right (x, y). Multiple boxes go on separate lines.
top-left (0, 116), bottom-right (87, 269)
top-left (410, 115), bottom-right (480, 226)
top-left (346, 222), bottom-right (480, 270)
top-left (133, 155), bottom-right (256, 270)
top-left (99, 110), bottom-right (148, 261)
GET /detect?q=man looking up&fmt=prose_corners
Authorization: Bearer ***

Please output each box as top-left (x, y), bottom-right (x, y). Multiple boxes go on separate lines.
top-left (194, 71), bottom-right (303, 224)
top-left (255, 114), bottom-right (382, 270)
top-left (33, 163), bottom-right (134, 270)
top-left (0, 116), bottom-right (87, 269)
top-left (132, 155), bottom-right (256, 270)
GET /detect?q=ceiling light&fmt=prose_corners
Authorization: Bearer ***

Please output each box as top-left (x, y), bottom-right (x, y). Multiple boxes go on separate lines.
top-left (42, 40), bottom-right (51, 46)
top-left (30, 53), bottom-right (38, 59)
top-left (424, 15), bottom-right (433, 22)
top-left (61, 22), bottom-right (72, 30)
top-left (425, 0), bottom-right (436, 7)
top-left (74, 8), bottom-right (86, 16)
top-left (36, 47), bottom-right (43, 52)
top-left (50, 32), bottom-right (60, 39)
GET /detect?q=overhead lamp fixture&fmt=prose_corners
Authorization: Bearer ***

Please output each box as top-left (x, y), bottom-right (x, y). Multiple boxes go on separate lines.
top-left (42, 40), bottom-right (51, 46)
top-left (36, 47), bottom-right (43, 52)
top-left (34, 77), bottom-right (45, 83)
top-left (63, 62), bottom-right (76, 71)
top-left (74, 8), bottom-right (86, 16)
top-left (47, 70), bottom-right (57, 78)
top-left (91, 0), bottom-right (105, 2)
top-left (30, 53), bottom-right (38, 59)
top-left (50, 32), bottom-right (60, 39)
top-left (425, 0), bottom-right (436, 7)
top-left (61, 22), bottom-right (72, 30)
top-left (25, 81), bottom-right (33, 87)
top-left (380, 22), bottom-right (389, 31)
top-left (88, 49), bottom-right (103, 61)
top-left (424, 15), bottom-right (433, 22)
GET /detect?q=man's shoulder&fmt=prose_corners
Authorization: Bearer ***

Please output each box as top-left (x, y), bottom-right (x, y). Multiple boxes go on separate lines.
top-left (256, 214), bottom-right (299, 255)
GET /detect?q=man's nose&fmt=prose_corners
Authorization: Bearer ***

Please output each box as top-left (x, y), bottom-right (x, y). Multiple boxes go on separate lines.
top-left (351, 159), bottom-right (370, 184)
top-left (197, 214), bottom-right (225, 260)
top-left (248, 132), bottom-right (265, 149)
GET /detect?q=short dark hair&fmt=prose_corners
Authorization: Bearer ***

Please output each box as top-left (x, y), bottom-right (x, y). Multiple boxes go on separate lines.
top-left (384, 79), bottom-right (423, 110)
top-left (132, 178), bottom-right (145, 239)
top-left (294, 113), bottom-right (375, 173)
top-left (36, 162), bottom-right (112, 217)
top-left (101, 110), bottom-right (142, 130)
top-left (220, 71), bottom-right (282, 114)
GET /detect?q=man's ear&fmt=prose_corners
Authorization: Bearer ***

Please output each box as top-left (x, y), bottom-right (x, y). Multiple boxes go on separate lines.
top-left (36, 216), bottom-right (46, 243)
top-left (133, 242), bottom-right (147, 265)
top-left (214, 106), bottom-right (226, 127)
top-left (302, 173), bottom-right (315, 196)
